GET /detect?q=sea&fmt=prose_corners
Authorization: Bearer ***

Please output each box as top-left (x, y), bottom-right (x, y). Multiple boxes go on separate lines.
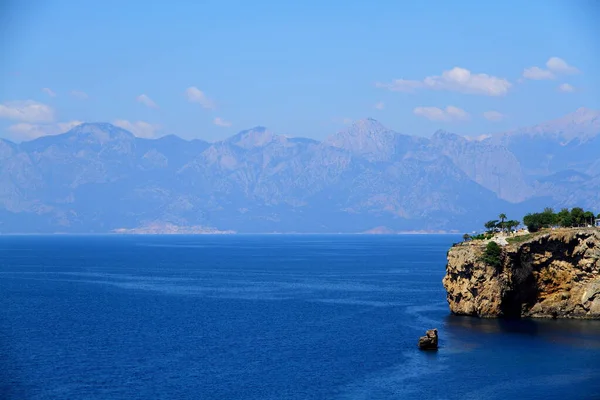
top-left (1, 235), bottom-right (600, 400)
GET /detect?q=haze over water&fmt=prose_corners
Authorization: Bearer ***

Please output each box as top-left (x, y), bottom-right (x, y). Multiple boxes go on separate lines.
top-left (1, 235), bottom-right (600, 399)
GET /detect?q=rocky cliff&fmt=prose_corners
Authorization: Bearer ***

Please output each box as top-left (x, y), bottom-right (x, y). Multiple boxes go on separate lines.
top-left (442, 229), bottom-right (600, 319)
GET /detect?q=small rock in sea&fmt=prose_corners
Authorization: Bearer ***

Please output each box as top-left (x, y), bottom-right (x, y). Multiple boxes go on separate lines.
top-left (418, 328), bottom-right (438, 350)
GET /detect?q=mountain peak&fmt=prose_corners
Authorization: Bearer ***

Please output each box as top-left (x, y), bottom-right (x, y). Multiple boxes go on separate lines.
top-left (348, 118), bottom-right (388, 134)
top-left (66, 122), bottom-right (135, 142)
top-left (566, 107), bottom-right (600, 124)
top-left (20, 122), bottom-right (135, 151)
top-left (495, 107), bottom-right (600, 143)
top-left (226, 126), bottom-right (278, 149)
top-left (324, 118), bottom-right (398, 161)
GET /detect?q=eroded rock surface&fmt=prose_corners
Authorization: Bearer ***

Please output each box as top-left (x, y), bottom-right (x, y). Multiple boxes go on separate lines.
top-left (442, 229), bottom-right (600, 319)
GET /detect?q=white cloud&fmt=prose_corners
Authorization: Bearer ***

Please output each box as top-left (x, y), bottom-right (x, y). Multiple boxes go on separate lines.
top-left (558, 83), bottom-right (575, 93)
top-left (113, 119), bottom-right (161, 138)
top-left (377, 67), bottom-right (511, 96)
top-left (136, 94), bottom-right (159, 109)
top-left (522, 57), bottom-right (579, 81)
top-left (374, 101), bottom-right (385, 110)
top-left (413, 106), bottom-right (470, 122)
top-left (70, 90), bottom-right (88, 100)
top-left (546, 57), bottom-right (579, 74)
top-left (522, 66), bottom-right (555, 80)
top-left (7, 120), bottom-right (82, 141)
top-left (42, 88), bottom-right (56, 97)
top-left (213, 117), bottom-right (232, 127)
top-left (0, 100), bottom-right (55, 123)
top-left (8, 123), bottom-right (48, 140)
top-left (185, 86), bottom-right (215, 109)
top-left (483, 111), bottom-right (505, 122)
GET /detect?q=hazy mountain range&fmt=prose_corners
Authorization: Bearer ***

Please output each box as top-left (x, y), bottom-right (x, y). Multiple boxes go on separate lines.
top-left (1, 107), bottom-right (599, 233)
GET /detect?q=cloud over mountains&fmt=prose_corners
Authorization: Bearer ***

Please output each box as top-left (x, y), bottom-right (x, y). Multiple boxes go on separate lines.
top-left (377, 67), bottom-right (511, 96)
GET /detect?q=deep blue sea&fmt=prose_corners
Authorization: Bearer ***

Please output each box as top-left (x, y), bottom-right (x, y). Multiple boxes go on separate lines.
top-left (1, 235), bottom-right (600, 400)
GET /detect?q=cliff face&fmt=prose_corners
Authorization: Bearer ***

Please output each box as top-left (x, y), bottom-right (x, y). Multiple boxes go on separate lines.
top-left (443, 229), bottom-right (600, 319)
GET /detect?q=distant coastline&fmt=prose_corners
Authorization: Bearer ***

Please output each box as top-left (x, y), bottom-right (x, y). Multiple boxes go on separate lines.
top-left (110, 224), bottom-right (460, 235)
top-left (0, 230), bottom-right (462, 236)
top-left (112, 223), bottom-right (235, 235)
top-left (0, 223), bottom-right (462, 236)
top-left (361, 226), bottom-right (458, 235)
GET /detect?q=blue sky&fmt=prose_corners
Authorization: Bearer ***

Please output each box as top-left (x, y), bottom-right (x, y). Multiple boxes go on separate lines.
top-left (1, 0), bottom-right (599, 141)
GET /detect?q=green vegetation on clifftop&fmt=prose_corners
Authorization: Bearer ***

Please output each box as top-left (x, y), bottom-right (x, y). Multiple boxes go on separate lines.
top-left (464, 208), bottom-right (598, 241)
top-left (523, 207), bottom-right (597, 232)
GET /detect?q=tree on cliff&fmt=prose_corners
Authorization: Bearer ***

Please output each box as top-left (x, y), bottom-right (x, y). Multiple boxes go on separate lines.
top-left (557, 208), bottom-right (572, 227)
top-left (506, 220), bottom-right (520, 232)
top-left (462, 233), bottom-right (471, 242)
top-left (523, 207), bottom-right (598, 231)
top-left (571, 207), bottom-right (585, 226)
top-left (484, 220), bottom-right (499, 233)
top-left (583, 211), bottom-right (595, 226)
top-left (542, 208), bottom-right (557, 226)
top-left (498, 213), bottom-right (507, 231)
top-left (523, 209), bottom-right (557, 232)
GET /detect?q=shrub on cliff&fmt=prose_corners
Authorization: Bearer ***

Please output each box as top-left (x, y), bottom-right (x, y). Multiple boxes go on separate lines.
top-left (524, 218), bottom-right (542, 232)
top-left (470, 233), bottom-right (494, 241)
top-left (481, 241), bottom-right (502, 268)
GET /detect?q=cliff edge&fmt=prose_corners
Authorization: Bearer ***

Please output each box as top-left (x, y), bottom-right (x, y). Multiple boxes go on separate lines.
top-left (442, 229), bottom-right (600, 319)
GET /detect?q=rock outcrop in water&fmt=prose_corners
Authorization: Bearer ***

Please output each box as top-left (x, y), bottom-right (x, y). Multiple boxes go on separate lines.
top-left (443, 229), bottom-right (600, 319)
top-left (418, 329), bottom-right (439, 350)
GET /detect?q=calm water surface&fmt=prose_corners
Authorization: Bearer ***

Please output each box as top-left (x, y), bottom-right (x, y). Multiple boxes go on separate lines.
top-left (1, 235), bottom-right (600, 399)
